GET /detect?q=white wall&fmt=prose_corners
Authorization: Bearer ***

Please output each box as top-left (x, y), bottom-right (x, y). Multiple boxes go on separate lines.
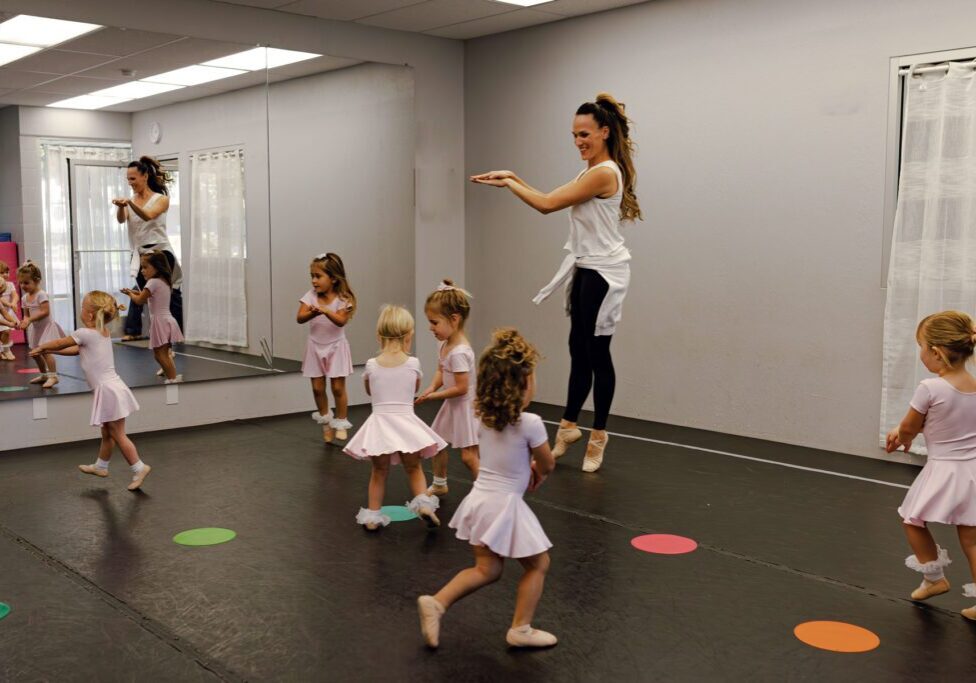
top-left (132, 85), bottom-right (271, 356)
top-left (268, 63), bottom-right (415, 364)
top-left (464, 0), bottom-right (976, 462)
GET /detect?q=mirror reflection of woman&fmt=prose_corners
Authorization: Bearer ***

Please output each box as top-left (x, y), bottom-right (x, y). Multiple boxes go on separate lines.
top-left (113, 156), bottom-right (183, 342)
top-left (470, 93), bottom-right (641, 474)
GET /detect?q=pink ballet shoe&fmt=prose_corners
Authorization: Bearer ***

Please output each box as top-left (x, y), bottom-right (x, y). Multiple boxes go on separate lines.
top-left (41, 374), bottom-right (58, 389)
top-left (506, 624), bottom-right (558, 648)
top-left (29, 374), bottom-right (47, 384)
top-left (127, 464), bottom-right (151, 491)
top-left (417, 596), bottom-right (445, 648)
top-left (552, 420), bottom-right (582, 459)
top-left (911, 578), bottom-right (951, 601)
top-left (582, 431), bottom-right (608, 473)
top-left (78, 464), bottom-right (109, 478)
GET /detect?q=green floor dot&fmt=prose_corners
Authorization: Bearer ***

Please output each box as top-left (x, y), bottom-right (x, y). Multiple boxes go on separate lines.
top-left (381, 505), bottom-right (418, 522)
top-left (173, 528), bottom-right (237, 546)
top-left (0, 603), bottom-right (10, 621)
top-left (0, 387), bottom-right (27, 392)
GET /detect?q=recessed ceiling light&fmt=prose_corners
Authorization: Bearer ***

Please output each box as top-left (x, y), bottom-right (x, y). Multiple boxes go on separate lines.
top-left (142, 64), bottom-right (246, 86)
top-left (48, 94), bottom-right (131, 110)
top-left (492, 0), bottom-right (553, 6)
top-left (0, 15), bottom-right (101, 47)
top-left (203, 47), bottom-right (319, 72)
top-left (0, 42), bottom-right (41, 67)
top-left (90, 81), bottom-right (184, 100)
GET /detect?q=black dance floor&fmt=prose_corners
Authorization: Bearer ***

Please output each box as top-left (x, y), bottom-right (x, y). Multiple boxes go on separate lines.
top-left (0, 342), bottom-right (301, 402)
top-left (0, 404), bottom-right (974, 681)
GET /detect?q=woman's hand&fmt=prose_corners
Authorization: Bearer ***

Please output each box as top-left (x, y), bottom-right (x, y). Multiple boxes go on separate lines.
top-left (112, 198), bottom-right (128, 207)
top-left (470, 170), bottom-right (515, 181)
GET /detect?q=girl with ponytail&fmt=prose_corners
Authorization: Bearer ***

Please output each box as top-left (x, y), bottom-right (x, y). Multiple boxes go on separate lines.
top-left (470, 92), bottom-right (641, 473)
top-left (31, 291), bottom-right (152, 491)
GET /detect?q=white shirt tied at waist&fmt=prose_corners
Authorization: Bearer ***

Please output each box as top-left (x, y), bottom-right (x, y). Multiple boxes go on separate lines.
top-left (127, 192), bottom-right (182, 287)
top-left (533, 247), bottom-right (631, 337)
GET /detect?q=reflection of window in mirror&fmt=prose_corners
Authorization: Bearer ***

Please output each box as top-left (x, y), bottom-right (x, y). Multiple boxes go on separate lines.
top-left (158, 157), bottom-right (182, 264)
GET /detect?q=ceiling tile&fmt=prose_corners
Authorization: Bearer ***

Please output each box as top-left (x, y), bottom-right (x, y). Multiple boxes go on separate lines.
top-left (0, 69), bottom-right (60, 89)
top-left (211, 0), bottom-right (296, 7)
top-left (4, 49), bottom-right (116, 76)
top-left (79, 38), bottom-right (249, 81)
top-left (280, 0), bottom-right (428, 21)
top-left (0, 91), bottom-right (64, 106)
top-left (426, 7), bottom-right (561, 39)
top-left (536, 0), bottom-right (649, 17)
top-left (357, 0), bottom-right (512, 32)
top-left (56, 27), bottom-right (185, 58)
top-left (18, 75), bottom-right (127, 96)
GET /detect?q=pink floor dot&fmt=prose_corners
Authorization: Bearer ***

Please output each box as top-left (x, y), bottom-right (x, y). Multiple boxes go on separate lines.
top-left (16, 369), bottom-right (41, 374)
top-left (631, 534), bottom-right (698, 555)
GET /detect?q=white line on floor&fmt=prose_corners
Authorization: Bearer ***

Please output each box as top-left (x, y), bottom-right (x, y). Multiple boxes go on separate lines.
top-left (172, 351), bottom-right (286, 373)
top-left (542, 420), bottom-right (911, 490)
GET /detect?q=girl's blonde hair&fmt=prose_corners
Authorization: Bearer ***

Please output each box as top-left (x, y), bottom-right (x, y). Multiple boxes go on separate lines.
top-left (85, 291), bottom-right (125, 332)
top-left (311, 253), bottom-right (357, 318)
top-left (0, 261), bottom-right (9, 276)
top-left (376, 304), bottom-right (414, 353)
top-left (425, 279), bottom-right (472, 327)
top-left (475, 328), bottom-right (540, 431)
top-left (917, 310), bottom-right (976, 369)
top-left (16, 259), bottom-right (42, 282)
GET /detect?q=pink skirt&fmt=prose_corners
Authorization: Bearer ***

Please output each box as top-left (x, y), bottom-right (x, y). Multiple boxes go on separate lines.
top-left (431, 397), bottom-right (479, 449)
top-left (344, 409), bottom-right (447, 464)
top-left (27, 318), bottom-right (65, 349)
top-left (90, 378), bottom-right (140, 426)
top-left (449, 488), bottom-right (552, 558)
top-left (899, 458), bottom-right (976, 527)
top-left (149, 314), bottom-right (184, 349)
top-left (302, 338), bottom-right (353, 378)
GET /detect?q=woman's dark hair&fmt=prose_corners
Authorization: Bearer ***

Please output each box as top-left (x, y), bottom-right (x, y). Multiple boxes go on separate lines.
top-left (141, 250), bottom-right (173, 287)
top-left (128, 156), bottom-right (171, 195)
top-left (576, 93), bottom-right (642, 222)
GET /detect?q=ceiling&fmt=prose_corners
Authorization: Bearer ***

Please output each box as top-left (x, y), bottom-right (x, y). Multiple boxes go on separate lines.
top-left (0, 22), bottom-right (359, 112)
top-left (213, 0), bottom-right (650, 40)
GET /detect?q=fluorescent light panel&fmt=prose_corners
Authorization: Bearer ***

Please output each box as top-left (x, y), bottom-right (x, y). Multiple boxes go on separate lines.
top-left (90, 81), bottom-right (184, 99)
top-left (0, 15), bottom-right (101, 47)
top-left (142, 64), bottom-right (246, 86)
top-left (48, 94), bottom-right (130, 110)
top-left (0, 42), bottom-right (40, 67)
top-left (203, 47), bottom-right (319, 71)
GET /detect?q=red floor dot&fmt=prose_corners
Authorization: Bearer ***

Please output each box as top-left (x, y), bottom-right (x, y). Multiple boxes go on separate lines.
top-left (16, 368), bottom-right (40, 374)
top-left (794, 621), bottom-right (880, 653)
top-left (631, 534), bottom-right (698, 555)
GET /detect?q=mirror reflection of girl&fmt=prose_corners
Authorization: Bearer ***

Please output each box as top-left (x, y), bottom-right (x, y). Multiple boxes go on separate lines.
top-left (0, 262), bottom-right (18, 361)
top-left (416, 281), bottom-right (480, 494)
top-left (297, 253), bottom-right (356, 442)
top-left (113, 156), bottom-right (183, 342)
top-left (121, 251), bottom-right (183, 383)
top-left (31, 291), bottom-right (151, 491)
top-left (344, 305), bottom-right (446, 531)
top-left (17, 260), bottom-right (65, 388)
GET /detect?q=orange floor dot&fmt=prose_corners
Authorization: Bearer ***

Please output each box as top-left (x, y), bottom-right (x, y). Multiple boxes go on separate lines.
top-left (794, 621), bottom-right (880, 653)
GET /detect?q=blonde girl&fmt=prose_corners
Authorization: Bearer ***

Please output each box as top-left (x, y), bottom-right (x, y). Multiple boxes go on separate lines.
top-left (886, 310), bottom-right (976, 620)
top-left (343, 305), bottom-right (446, 530)
top-left (416, 280), bottom-right (480, 494)
top-left (17, 260), bottom-right (65, 388)
top-left (31, 291), bottom-right (151, 491)
top-left (0, 261), bottom-right (18, 360)
top-left (297, 253), bottom-right (356, 442)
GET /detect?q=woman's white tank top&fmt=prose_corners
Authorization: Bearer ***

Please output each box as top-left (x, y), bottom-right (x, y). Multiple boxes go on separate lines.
top-left (565, 160), bottom-right (625, 257)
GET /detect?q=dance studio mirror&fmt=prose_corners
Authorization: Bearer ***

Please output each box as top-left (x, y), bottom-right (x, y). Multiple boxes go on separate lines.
top-left (0, 13), bottom-right (346, 399)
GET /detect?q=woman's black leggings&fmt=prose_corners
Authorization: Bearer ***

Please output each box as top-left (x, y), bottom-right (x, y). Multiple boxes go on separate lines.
top-left (563, 268), bottom-right (615, 431)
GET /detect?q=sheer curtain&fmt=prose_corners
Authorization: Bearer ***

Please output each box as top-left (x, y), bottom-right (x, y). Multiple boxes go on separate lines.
top-left (185, 148), bottom-right (247, 347)
top-left (39, 142), bottom-right (130, 331)
top-left (881, 63), bottom-right (976, 453)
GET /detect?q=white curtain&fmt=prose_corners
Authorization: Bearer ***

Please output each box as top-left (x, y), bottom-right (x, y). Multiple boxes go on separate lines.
top-left (881, 63), bottom-right (976, 453)
top-left (185, 148), bottom-right (247, 347)
top-left (39, 142), bottom-right (131, 332)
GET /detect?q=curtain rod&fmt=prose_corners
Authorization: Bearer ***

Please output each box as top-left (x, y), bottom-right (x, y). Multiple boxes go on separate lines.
top-left (899, 60), bottom-right (976, 76)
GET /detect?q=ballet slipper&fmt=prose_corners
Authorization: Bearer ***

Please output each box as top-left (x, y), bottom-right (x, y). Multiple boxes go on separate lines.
top-left (41, 374), bottom-right (58, 389)
top-left (407, 494), bottom-right (440, 529)
top-left (962, 584), bottom-right (976, 621)
top-left (552, 420), bottom-right (582, 459)
top-left (911, 578), bottom-right (951, 601)
top-left (355, 508), bottom-right (390, 530)
top-left (163, 374), bottom-right (183, 384)
top-left (127, 464), bottom-right (152, 491)
top-left (29, 374), bottom-right (47, 384)
top-left (427, 482), bottom-right (449, 497)
top-left (331, 417), bottom-right (353, 441)
top-left (506, 625), bottom-right (558, 648)
top-left (417, 596), bottom-right (445, 648)
top-left (78, 464), bottom-right (109, 478)
top-left (582, 431), bottom-right (608, 473)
